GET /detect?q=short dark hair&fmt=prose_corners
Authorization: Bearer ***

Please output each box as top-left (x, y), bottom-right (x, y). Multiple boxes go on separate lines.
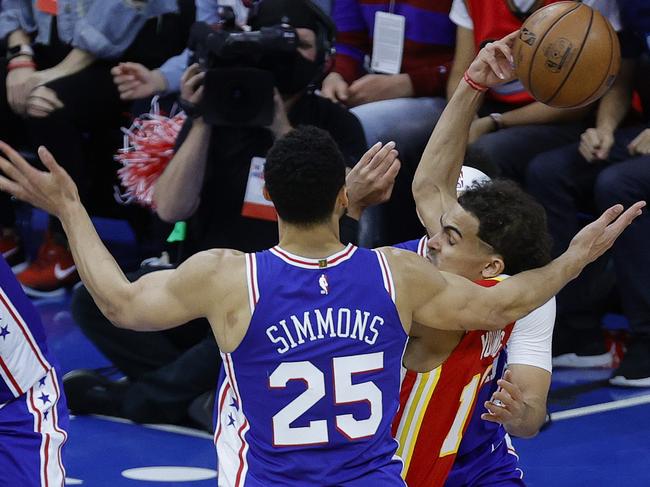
top-left (264, 125), bottom-right (346, 226)
top-left (458, 179), bottom-right (552, 274)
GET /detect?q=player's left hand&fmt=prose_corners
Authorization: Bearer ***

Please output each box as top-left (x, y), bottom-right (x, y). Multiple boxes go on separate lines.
top-left (0, 142), bottom-right (80, 218)
top-left (467, 31), bottom-right (518, 88)
top-left (628, 128), bottom-right (650, 156)
top-left (346, 141), bottom-right (401, 220)
top-left (481, 369), bottom-right (526, 427)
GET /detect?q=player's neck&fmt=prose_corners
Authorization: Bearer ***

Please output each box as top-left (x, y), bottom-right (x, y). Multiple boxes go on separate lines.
top-left (277, 218), bottom-right (345, 258)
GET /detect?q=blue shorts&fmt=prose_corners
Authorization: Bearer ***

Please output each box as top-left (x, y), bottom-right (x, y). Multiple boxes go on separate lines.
top-left (0, 368), bottom-right (69, 487)
top-left (445, 434), bottom-right (525, 487)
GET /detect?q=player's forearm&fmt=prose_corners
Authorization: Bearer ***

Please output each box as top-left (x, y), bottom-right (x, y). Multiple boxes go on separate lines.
top-left (485, 250), bottom-right (583, 328)
top-left (595, 60), bottom-right (635, 134)
top-left (59, 202), bottom-right (133, 326)
top-left (153, 119), bottom-right (211, 222)
top-left (414, 79), bottom-right (482, 203)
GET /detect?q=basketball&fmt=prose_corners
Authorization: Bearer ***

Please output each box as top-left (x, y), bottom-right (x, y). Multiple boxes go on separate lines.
top-left (514, 1), bottom-right (620, 108)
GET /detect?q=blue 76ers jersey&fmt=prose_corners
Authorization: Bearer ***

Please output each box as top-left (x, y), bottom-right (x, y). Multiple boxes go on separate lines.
top-left (0, 255), bottom-right (55, 403)
top-left (214, 244), bottom-right (408, 486)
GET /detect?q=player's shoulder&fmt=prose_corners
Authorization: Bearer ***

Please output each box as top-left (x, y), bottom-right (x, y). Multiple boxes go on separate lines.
top-left (180, 249), bottom-right (246, 283)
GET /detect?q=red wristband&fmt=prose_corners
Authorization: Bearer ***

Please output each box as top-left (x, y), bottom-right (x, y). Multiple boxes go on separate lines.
top-left (7, 60), bottom-right (36, 71)
top-left (463, 70), bottom-right (488, 93)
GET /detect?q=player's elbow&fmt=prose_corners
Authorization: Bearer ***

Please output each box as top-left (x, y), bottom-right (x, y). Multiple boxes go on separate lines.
top-left (480, 307), bottom-right (513, 331)
top-left (154, 195), bottom-right (199, 223)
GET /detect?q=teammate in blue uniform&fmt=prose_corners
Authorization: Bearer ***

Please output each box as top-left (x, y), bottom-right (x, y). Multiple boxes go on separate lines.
top-left (0, 255), bottom-right (68, 486)
top-left (0, 35), bottom-right (642, 486)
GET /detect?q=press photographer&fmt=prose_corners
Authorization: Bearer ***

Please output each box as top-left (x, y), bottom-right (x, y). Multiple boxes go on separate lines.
top-left (187, 13), bottom-right (322, 127)
top-left (151, 0), bottom-right (366, 253)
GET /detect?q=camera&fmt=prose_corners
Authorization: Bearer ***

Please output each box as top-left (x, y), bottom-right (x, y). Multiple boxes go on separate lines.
top-left (188, 19), bottom-right (302, 127)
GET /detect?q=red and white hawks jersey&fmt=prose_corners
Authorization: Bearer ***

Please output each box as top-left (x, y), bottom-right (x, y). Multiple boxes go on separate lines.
top-left (391, 278), bottom-right (514, 487)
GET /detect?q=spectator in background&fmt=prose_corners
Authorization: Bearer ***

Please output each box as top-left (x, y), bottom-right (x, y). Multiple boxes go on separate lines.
top-left (112, 0), bottom-right (247, 102)
top-left (321, 0), bottom-right (456, 245)
top-left (0, 0), bottom-right (195, 297)
top-left (446, 0), bottom-right (619, 182)
top-left (111, 0), bottom-right (333, 102)
top-left (66, 0), bottom-right (371, 427)
top-left (526, 0), bottom-right (650, 386)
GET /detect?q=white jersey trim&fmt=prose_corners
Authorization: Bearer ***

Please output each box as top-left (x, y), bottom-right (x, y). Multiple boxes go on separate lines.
top-left (416, 236), bottom-right (427, 258)
top-left (245, 253), bottom-right (259, 314)
top-left (374, 250), bottom-right (396, 303)
top-left (222, 352), bottom-right (251, 487)
top-left (25, 369), bottom-right (67, 487)
top-left (0, 286), bottom-right (51, 397)
top-left (270, 244), bottom-right (357, 269)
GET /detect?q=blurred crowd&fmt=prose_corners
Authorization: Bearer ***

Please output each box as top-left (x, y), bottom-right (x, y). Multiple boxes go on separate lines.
top-left (0, 0), bottom-right (648, 429)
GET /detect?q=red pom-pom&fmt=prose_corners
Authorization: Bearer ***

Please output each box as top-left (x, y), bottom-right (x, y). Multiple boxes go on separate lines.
top-left (115, 101), bottom-right (187, 208)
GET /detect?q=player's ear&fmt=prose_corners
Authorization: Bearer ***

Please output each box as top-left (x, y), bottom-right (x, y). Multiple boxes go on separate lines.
top-left (337, 186), bottom-right (349, 209)
top-left (481, 255), bottom-right (505, 279)
top-left (262, 185), bottom-right (272, 202)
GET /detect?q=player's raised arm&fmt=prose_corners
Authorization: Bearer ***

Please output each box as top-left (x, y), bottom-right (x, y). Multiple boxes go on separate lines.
top-left (387, 201), bottom-right (645, 331)
top-left (0, 142), bottom-right (242, 331)
top-left (412, 32), bottom-right (518, 235)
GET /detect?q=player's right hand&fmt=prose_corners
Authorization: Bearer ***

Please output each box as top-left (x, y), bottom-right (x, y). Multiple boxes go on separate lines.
top-left (579, 127), bottom-right (615, 162)
top-left (320, 72), bottom-right (350, 104)
top-left (467, 31), bottom-right (518, 88)
top-left (0, 142), bottom-right (80, 219)
top-left (568, 201), bottom-right (646, 268)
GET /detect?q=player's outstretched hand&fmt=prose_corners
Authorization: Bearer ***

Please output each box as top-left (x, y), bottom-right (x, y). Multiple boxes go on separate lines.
top-left (481, 370), bottom-right (525, 427)
top-left (346, 141), bottom-right (401, 220)
top-left (467, 31), bottom-right (518, 88)
top-left (568, 201), bottom-right (646, 267)
top-left (0, 142), bottom-right (80, 219)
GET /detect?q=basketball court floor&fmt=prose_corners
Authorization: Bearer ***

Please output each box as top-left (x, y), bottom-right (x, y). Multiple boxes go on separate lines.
top-left (25, 212), bottom-right (650, 487)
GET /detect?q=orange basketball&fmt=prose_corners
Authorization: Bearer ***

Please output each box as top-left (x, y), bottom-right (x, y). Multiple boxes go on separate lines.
top-left (514, 1), bottom-right (620, 108)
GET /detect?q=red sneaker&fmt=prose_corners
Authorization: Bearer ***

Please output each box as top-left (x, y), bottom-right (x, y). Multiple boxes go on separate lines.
top-left (0, 233), bottom-right (27, 273)
top-left (18, 235), bottom-right (79, 298)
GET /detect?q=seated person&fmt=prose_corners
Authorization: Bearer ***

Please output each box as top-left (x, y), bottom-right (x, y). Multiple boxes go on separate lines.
top-left (65, 0), bottom-right (372, 426)
top-left (321, 0), bottom-right (456, 244)
top-left (111, 0), bottom-right (247, 101)
top-left (0, 0), bottom-right (194, 297)
top-left (526, 0), bottom-right (650, 385)
top-left (446, 0), bottom-right (619, 182)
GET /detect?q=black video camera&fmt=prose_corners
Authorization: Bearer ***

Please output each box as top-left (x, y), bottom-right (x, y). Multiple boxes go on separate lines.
top-left (188, 20), bottom-right (301, 127)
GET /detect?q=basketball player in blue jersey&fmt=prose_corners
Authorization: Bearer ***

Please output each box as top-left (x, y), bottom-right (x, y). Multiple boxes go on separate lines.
top-left (0, 254), bottom-right (68, 486)
top-left (0, 38), bottom-right (644, 486)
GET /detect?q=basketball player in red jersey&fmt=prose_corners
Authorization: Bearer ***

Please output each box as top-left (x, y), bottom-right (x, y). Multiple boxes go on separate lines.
top-left (393, 31), bottom-right (556, 486)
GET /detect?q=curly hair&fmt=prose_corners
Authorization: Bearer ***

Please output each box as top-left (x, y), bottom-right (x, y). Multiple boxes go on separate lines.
top-left (264, 125), bottom-right (346, 226)
top-left (458, 179), bottom-right (552, 275)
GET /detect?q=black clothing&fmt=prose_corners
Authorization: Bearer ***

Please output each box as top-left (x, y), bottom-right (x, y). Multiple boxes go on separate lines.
top-left (177, 92), bottom-right (366, 260)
